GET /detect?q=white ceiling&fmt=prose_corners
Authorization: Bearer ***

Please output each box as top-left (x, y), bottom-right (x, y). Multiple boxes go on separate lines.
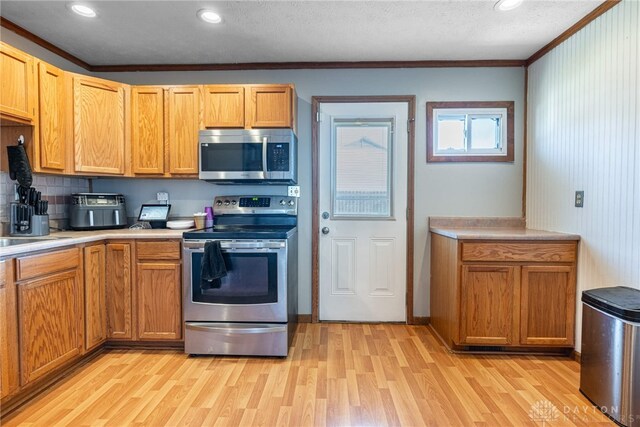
top-left (0, 0), bottom-right (605, 66)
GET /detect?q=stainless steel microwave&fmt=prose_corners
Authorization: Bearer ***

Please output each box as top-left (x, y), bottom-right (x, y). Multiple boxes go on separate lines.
top-left (199, 129), bottom-right (297, 184)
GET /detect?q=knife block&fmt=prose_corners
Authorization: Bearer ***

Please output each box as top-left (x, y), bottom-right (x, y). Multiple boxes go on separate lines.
top-left (9, 203), bottom-right (49, 236)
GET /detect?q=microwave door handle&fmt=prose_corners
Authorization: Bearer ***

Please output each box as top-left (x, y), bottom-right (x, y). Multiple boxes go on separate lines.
top-left (262, 136), bottom-right (268, 174)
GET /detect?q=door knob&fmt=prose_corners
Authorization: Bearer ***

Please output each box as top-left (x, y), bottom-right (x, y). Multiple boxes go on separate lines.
top-left (321, 227), bottom-right (330, 235)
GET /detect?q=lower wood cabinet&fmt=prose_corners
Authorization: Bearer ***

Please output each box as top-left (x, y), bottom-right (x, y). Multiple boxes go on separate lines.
top-left (459, 265), bottom-right (517, 346)
top-left (137, 262), bottom-right (182, 340)
top-left (105, 242), bottom-right (134, 340)
top-left (430, 234), bottom-right (578, 350)
top-left (0, 259), bottom-right (19, 399)
top-left (16, 248), bottom-right (83, 386)
top-left (84, 244), bottom-right (107, 351)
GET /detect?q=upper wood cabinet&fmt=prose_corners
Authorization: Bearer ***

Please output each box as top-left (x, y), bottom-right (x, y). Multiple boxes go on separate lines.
top-left (105, 242), bottom-right (135, 340)
top-left (202, 84), bottom-right (296, 130)
top-left (84, 244), bottom-right (107, 352)
top-left (0, 42), bottom-right (36, 124)
top-left (246, 84), bottom-right (295, 129)
top-left (16, 248), bottom-right (83, 386)
top-left (203, 85), bottom-right (245, 128)
top-left (36, 61), bottom-right (67, 173)
top-left (0, 259), bottom-right (19, 399)
top-left (167, 86), bottom-right (201, 175)
top-left (131, 86), bottom-right (165, 174)
top-left (73, 74), bottom-right (128, 175)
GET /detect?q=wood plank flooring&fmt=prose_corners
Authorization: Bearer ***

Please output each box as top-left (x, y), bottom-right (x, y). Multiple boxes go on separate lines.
top-left (2, 324), bottom-right (612, 426)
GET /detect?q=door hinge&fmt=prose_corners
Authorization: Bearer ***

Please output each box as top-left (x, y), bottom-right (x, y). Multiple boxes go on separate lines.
top-left (316, 112), bottom-right (321, 122)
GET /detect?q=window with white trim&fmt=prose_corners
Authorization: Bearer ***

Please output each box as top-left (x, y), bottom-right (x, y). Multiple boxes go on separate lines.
top-left (427, 101), bottom-right (514, 163)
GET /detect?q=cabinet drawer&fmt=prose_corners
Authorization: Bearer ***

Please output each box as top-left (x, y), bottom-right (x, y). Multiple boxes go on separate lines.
top-left (461, 242), bottom-right (576, 263)
top-left (137, 240), bottom-right (181, 260)
top-left (16, 248), bottom-right (81, 281)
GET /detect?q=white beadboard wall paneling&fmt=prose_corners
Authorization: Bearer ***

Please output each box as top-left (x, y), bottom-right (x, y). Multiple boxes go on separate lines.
top-left (527, 0), bottom-right (639, 351)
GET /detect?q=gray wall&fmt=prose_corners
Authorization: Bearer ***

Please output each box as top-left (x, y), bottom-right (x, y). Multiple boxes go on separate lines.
top-left (3, 30), bottom-right (525, 317)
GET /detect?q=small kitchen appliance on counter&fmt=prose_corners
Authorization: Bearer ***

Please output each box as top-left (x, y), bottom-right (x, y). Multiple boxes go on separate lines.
top-left (183, 195), bottom-right (298, 357)
top-left (70, 193), bottom-right (127, 230)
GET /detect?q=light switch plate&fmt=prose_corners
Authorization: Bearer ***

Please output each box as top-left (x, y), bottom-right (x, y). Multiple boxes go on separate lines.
top-left (288, 186), bottom-right (300, 197)
top-left (575, 191), bottom-right (584, 208)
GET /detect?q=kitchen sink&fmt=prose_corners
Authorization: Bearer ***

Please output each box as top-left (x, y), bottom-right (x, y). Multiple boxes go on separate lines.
top-left (0, 236), bottom-right (70, 247)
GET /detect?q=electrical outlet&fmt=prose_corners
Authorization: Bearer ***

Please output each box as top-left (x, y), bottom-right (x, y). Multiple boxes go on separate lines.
top-left (157, 192), bottom-right (169, 204)
top-left (288, 186), bottom-right (300, 198)
top-left (575, 191), bottom-right (584, 208)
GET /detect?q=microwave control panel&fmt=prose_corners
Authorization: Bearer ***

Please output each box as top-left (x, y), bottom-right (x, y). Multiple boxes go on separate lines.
top-left (267, 143), bottom-right (290, 171)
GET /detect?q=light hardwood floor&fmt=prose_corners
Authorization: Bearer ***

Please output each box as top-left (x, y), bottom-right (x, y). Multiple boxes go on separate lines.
top-left (2, 324), bottom-right (612, 426)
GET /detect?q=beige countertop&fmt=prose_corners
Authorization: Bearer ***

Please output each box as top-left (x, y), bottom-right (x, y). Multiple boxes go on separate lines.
top-left (428, 217), bottom-right (580, 241)
top-left (0, 228), bottom-right (190, 258)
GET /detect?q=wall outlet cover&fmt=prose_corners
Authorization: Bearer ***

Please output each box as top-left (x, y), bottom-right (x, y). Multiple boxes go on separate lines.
top-left (575, 191), bottom-right (584, 208)
top-left (157, 192), bottom-right (169, 202)
top-left (288, 186), bottom-right (301, 197)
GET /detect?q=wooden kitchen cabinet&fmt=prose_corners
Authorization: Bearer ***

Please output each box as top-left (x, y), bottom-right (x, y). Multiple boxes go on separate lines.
top-left (430, 234), bottom-right (578, 350)
top-left (73, 74), bottom-right (128, 175)
top-left (105, 242), bottom-right (135, 340)
top-left (0, 259), bottom-right (19, 399)
top-left (459, 265), bottom-right (517, 346)
top-left (16, 248), bottom-right (83, 386)
top-left (202, 84), bottom-right (296, 130)
top-left (520, 265), bottom-right (576, 346)
top-left (0, 42), bottom-right (36, 124)
top-left (35, 61), bottom-right (67, 173)
top-left (136, 241), bottom-right (182, 340)
top-left (167, 86), bottom-right (201, 175)
top-left (84, 244), bottom-right (107, 351)
top-left (246, 84), bottom-right (295, 129)
top-left (203, 85), bottom-right (245, 128)
top-left (131, 86), bottom-right (165, 175)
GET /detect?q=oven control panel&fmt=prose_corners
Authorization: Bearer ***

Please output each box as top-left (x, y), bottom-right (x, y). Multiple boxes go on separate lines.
top-left (213, 195), bottom-right (297, 215)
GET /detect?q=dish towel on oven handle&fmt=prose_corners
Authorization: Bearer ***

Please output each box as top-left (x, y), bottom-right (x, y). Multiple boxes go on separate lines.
top-left (201, 240), bottom-right (227, 289)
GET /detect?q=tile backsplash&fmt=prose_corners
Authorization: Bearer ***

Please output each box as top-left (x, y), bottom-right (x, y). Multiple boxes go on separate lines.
top-left (0, 171), bottom-right (90, 229)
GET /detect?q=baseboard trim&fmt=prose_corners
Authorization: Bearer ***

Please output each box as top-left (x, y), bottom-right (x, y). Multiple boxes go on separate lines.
top-left (413, 316), bottom-right (430, 325)
top-left (298, 314), bottom-right (312, 323)
top-left (571, 350), bottom-right (581, 363)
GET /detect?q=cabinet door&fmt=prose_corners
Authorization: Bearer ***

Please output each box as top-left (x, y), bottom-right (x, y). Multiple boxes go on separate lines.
top-left (106, 243), bottom-right (134, 340)
top-left (37, 61), bottom-right (66, 172)
top-left (0, 42), bottom-right (35, 123)
top-left (203, 85), bottom-right (245, 128)
top-left (84, 245), bottom-right (106, 351)
top-left (137, 262), bottom-right (181, 340)
top-left (246, 85), bottom-right (293, 128)
top-left (18, 269), bottom-right (83, 385)
top-left (520, 266), bottom-right (576, 346)
top-left (73, 75), bottom-right (126, 174)
top-left (460, 265), bottom-right (517, 345)
top-left (167, 86), bottom-right (200, 175)
top-left (0, 259), bottom-right (19, 399)
top-left (132, 87), bottom-right (165, 174)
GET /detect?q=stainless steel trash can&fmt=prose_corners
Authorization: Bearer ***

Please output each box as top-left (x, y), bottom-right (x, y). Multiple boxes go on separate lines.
top-left (581, 286), bottom-right (640, 426)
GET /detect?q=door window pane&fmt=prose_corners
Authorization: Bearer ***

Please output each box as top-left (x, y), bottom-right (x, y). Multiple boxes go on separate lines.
top-left (332, 119), bottom-right (393, 218)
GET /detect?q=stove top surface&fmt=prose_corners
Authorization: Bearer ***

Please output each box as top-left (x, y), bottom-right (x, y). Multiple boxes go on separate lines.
top-left (183, 224), bottom-right (297, 240)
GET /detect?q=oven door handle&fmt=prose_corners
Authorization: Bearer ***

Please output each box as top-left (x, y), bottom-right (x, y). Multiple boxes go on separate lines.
top-left (183, 240), bottom-right (286, 250)
top-left (186, 323), bottom-right (286, 335)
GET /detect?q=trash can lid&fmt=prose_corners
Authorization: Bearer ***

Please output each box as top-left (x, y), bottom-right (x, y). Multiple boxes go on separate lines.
top-left (582, 286), bottom-right (640, 322)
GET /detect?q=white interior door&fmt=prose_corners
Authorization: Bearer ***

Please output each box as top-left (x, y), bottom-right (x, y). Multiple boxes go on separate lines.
top-left (318, 102), bottom-right (408, 322)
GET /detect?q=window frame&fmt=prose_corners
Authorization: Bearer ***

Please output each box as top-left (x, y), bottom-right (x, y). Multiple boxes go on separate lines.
top-left (426, 101), bottom-right (515, 163)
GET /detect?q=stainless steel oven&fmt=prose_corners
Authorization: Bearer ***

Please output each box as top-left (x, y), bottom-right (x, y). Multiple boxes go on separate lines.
top-left (182, 195), bottom-right (298, 357)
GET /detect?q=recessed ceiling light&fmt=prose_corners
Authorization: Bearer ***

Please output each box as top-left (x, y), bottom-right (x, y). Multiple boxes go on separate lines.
top-left (68, 3), bottom-right (97, 18)
top-left (197, 9), bottom-right (222, 24)
top-left (494, 0), bottom-right (523, 11)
